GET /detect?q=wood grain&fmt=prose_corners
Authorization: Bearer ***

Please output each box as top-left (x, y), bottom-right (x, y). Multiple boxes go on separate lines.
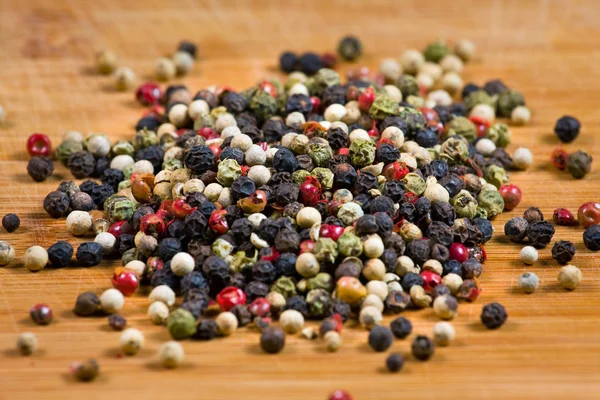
top-left (1, 0), bottom-right (600, 399)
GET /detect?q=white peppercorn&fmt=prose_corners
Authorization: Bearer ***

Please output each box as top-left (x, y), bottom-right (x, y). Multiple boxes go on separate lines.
top-left (279, 309), bottom-right (305, 334)
top-left (440, 54), bottom-right (464, 73)
top-left (359, 305), bottom-right (382, 330)
top-left (17, 332), bottom-right (38, 356)
top-left (511, 106), bottom-right (531, 126)
top-left (442, 273), bottom-right (463, 295)
top-left (366, 280), bottom-right (389, 301)
top-left (288, 82), bottom-right (309, 96)
top-left (229, 134), bottom-right (252, 152)
top-left (296, 207), bottom-right (321, 229)
top-left (114, 67), bottom-right (135, 91)
top-left (415, 73), bottom-right (434, 90)
top-left (379, 58), bottom-right (402, 81)
top-left (512, 147), bottom-right (533, 170)
top-left (363, 234), bottom-right (384, 259)
top-left (86, 135), bottom-right (111, 157)
top-left (168, 104), bottom-right (189, 128)
top-left (441, 71), bottom-right (463, 95)
top-left (362, 293), bottom-right (384, 312)
top-left (410, 285), bottom-right (432, 308)
top-left (24, 245), bottom-right (48, 272)
top-left (455, 39), bottom-right (476, 62)
top-left (558, 265), bottom-right (582, 290)
top-left (132, 160), bottom-right (154, 175)
top-left (401, 49), bottom-right (425, 75)
top-left (348, 129), bottom-right (370, 143)
top-left (433, 321), bottom-right (456, 346)
top-left (94, 232), bottom-right (116, 255)
top-left (433, 295), bottom-right (458, 320)
top-left (148, 301), bottom-right (170, 325)
top-left (110, 154), bottom-right (135, 171)
top-left (158, 123), bottom-right (177, 137)
top-left (125, 260), bottom-right (146, 277)
top-left (381, 126), bottom-right (404, 149)
top-left (423, 259), bottom-right (443, 275)
top-left (427, 90), bottom-right (453, 107)
top-left (395, 255), bottom-right (418, 277)
top-left (325, 331), bottom-right (342, 352)
top-left (518, 272), bottom-right (539, 294)
top-left (173, 51), bottom-right (194, 75)
top-left (66, 211), bottom-right (92, 236)
top-left (285, 111), bottom-right (306, 127)
top-left (155, 57), bottom-right (176, 81)
top-left (183, 179), bottom-right (205, 195)
top-left (149, 285), bottom-right (176, 307)
top-left (120, 328), bottom-right (144, 356)
top-left (0, 241), bottom-right (15, 266)
top-left (159, 341), bottom-right (185, 368)
top-left (100, 288), bottom-right (124, 314)
top-left (363, 259), bottom-right (386, 281)
top-left (188, 100), bottom-right (210, 120)
top-left (247, 165), bottom-right (271, 186)
top-left (217, 188), bottom-right (232, 207)
top-left (64, 130), bottom-right (84, 143)
top-left (170, 252), bottom-right (195, 276)
top-left (419, 62), bottom-right (443, 80)
top-left (215, 114), bottom-right (237, 132)
top-left (475, 138), bottom-right (497, 157)
top-left (266, 291), bottom-right (286, 312)
top-left (520, 246), bottom-right (538, 265)
top-left (95, 49), bottom-right (118, 74)
top-left (324, 104), bottom-right (347, 122)
top-left (245, 145), bottom-right (267, 166)
top-left (204, 183), bottom-right (223, 202)
top-left (296, 252), bottom-right (320, 278)
top-left (216, 311), bottom-right (238, 336)
top-left (470, 104), bottom-right (496, 123)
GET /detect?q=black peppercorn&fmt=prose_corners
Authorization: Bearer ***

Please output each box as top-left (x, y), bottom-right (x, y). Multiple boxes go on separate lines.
top-left (108, 314), bottom-right (127, 331)
top-left (386, 353), bottom-right (404, 372)
top-left (150, 262), bottom-right (181, 292)
top-left (481, 302), bottom-right (507, 329)
top-left (385, 290), bottom-right (411, 314)
top-left (382, 180), bottom-right (404, 202)
top-left (157, 238), bottom-right (183, 261)
top-left (279, 51), bottom-right (298, 73)
top-left (369, 195), bottom-right (395, 216)
top-left (27, 156), bottom-right (54, 182)
top-left (184, 145), bottom-right (215, 174)
top-left (135, 146), bottom-right (164, 172)
top-left (220, 146), bottom-right (245, 165)
top-left (331, 299), bottom-right (351, 322)
top-left (273, 148), bottom-right (299, 173)
top-left (527, 221), bottom-right (555, 249)
top-left (89, 183), bottom-right (114, 208)
top-left (222, 91), bottom-right (248, 114)
top-left (554, 115), bottom-right (581, 143)
top-left (252, 259), bottom-right (278, 284)
top-left (262, 119), bottom-right (286, 143)
top-left (286, 94), bottom-right (313, 116)
top-left (551, 240), bottom-right (576, 264)
top-left (181, 295), bottom-right (209, 319)
top-left (583, 224), bottom-right (600, 251)
top-left (337, 35), bottom-right (362, 61)
top-left (284, 295), bottom-right (309, 317)
top-left (504, 217), bottom-right (529, 243)
top-left (73, 292), bottom-right (101, 316)
top-left (401, 272), bottom-right (424, 292)
top-left (43, 191), bottom-right (70, 218)
top-left (230, 304), bottom-right (253, 327)
top-left (431, 284), bottom-right (452, 300)
top-left (390, 316), bottom-right (412, 339)
top-left (472, 218), bottom-right (493, 244)
top-left (442, 260), bottom-right (462, 277)
top-left (438, 174), bottom-right (465, 198)
top-left (298, 52), bottom-right (323, 76)
top-left (2, 213), bottom-right (20, 233)
top-left (354, 171), bottom-right (378, 194)
top-left (274, 229), bottom-right (300, 253)
top-left (412, 335), bottom-right (435, 361)
top-left (376, 143), bottom-right (400, 165)
top-left (47, 241), bottom-right (73, 268)
top-left (380, 248), bottom-right (397, 273)
top-left (461, 83), bottom-right (480, 100)
top-left (405, 240), bottom-right (430, 266)
top-left (355, 215), bottom-right (378, 236)
top-left (180, 271), bottom-right (209, 294)
top-left (427, 221), bottom-right (454, 247)
top-left (415, 128), bottom-right (438, 148)
top-left (177, 40), bottom-right (197, 58)
top-left (260, 327), bottom-right (286, 354)
top-left (431, 202), bottom-right (456, 225)
top-left (115, 233), bottom-right (135, 256)
top-left (244, 281), bottom-right (269, 302)
top-left (135, 115), bottom-right (161, 132)
top-left (69, 192), bottom-right (94, 211)
top-left (76, 242), bottom-right (104, 267)
top-left (231, 176), bottom-right (256, 202)
top-left (274, 253), bottom-right (297, 277)
top-left (68, 151), bottom-right (95, 179)
top-left (368, 326), bottom-right (394, 352)
top-left (100, 168), bottom-right (124, 192)
top-left (333, 163), bottom-right (357, 189)
top-left (483, 79), bottom-right (507, 95)
top-left (462, 258), bottom-right (483, 279)
top-left (523, 206), bottom-right (544, 223)
top-left (193, 319), bottom-right (218, 340)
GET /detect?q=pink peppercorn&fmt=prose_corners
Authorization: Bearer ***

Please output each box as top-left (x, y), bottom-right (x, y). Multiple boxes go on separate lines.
top-left (111, 267), bottom-right (139, 296)
top-left (299, 240), bottom-right (315, 254)
top-left (553, 208), bottom-right (576, 226)
top-left (420, 270), bottom-right (442, 293)
top-left (358, 88), bottom-right (375, 112)
top-left (108, 220), bottom-right (133, 239)
top-left (310, 96), bottom-right (321, 113)
top-left (449, 243), bottom-right (469, 263)
top-left (498, 184), bottom-right (522, 211)
top-left (329, 390), bottom-right (353, 400)
top-left (320, 224), bottom-right (344, 241)
top-left (30, 304), bottom-right (53, 325)
top-left (216, 287), bottom-right (247, 311)
top-left (248, 298), bottom-right (270, 317)
top-left (26, 133), bottom-right (52, 157)
top-left (578, 201), bottom-right (600, 228)
top-left (140, 214), bottom-right (166, 238)
top-left (135, 83), bottom-right (162, 106)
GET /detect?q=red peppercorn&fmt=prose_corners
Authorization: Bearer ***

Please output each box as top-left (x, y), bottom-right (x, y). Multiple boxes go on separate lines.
top-left (498, 184), bottom-right (522, 211)
top-left (578, 201), bottom-right (600, 228)
top-left (216, 287), bottom-right (247, 311)
top-left (420, 270), bottom-right (442, 293)
top-left (321, 52), bottom-right (337, 68)
top-left (145, 105), bottom-right (165, 118)
top-left (299, 240), bottom-right (315, 254)
top-left (248, 297), bottom-right (271, 317)
top-left (111, 267), bottom-right (139, 296)
top-left (108, 220), bottom-right (133, 239)
top-left (198, 127), bottom-right (219, 140)
top-left (367, 120), bottom-right (379, 138)
top-left (135, 83), bottom-right (162, 106)
top-left (469, 116), bottom-right (490, 138)
top-left (146, 256), bottom-right (164, 274)
top-left (140, 214), bottom-right (166, 238)
top-left (237, 190), bottom-right (267, 213)
top-left (449, 243), bottom-right (469, 263)
top-left (27, 133), bottom-right (52, 157)
top-left (420, 107), bottom-right (439, 124)
top-left (209, 210), bottom-right (229, 235)
top-left (403, 192), bottom-right (419, 204)
top-left (260, 246), bottom-right (280, 262)
top-left (299, 176), bottom-right (322, 206)
top-left (30, 303), bottom-right (53, 325)
top-left (551, 147), bottom-right (569, 170)
top-left (553, 208), bottom-right (576, 226)
top-left (209, 144), bottom-right (222, 158)
top-left (259, 81), bottom-right (277, 98)
top-left (329, 390), bottom-right (353, 400)
top-left (427, 120), bottom-right (444, 135)
top-left (320, 224), bottom-right (344, 241)
top-left (257, 142), bottom-right (268, 151)
top-left (172, 199), bottom-right (197, 219)
top-left (383, 161), bottom-right (410, 181)
top-left (310, 96), bottom-right (322, 113)
top-left (358, 87), bottom-right (376, 112)
top-left (337, 147), bottom-right (349, 156)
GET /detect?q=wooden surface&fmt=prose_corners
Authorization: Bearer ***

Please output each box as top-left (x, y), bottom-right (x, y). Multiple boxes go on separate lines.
top-left (1, 0), bottom-right (600, 399)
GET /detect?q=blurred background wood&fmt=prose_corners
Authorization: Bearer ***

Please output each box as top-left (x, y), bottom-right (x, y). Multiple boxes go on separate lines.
top-left (0, 0), bottom-right (599, 399)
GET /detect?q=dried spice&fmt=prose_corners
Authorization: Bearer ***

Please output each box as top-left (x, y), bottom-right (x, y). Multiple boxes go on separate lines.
top-left (480, 302), bottom-right (507, 329)
top-left (552, 240), bottom-right (576, 264)
top-left (566, 150), bottom-right (592, 179)
top-left (554, 115), bottom-right (581, 143)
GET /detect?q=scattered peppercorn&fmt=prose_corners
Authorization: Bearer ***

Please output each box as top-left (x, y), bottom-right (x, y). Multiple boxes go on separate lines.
top-left (337, 36), bottom-right (362, 61)
top-left (2, 213), bottom-right (20, 233)
top-left (527, 221), bottom-right (555, 248)
top-left (27, 156), bottom-right (54, 182)
top-left (386, 353), bottom-right (404, 372)
top-left (583, 224), bottom-right (600, 251)
top-left (480, 302), bottom-right (507, 329)
top-left (558, 264), bottom-right (582, 290)
top-left (108, 314), bottom-right (127, 331)
top-left (551, 240), bottom-right (576, 264)
top-left (566, 150), bottom-right (592, 179)
top-left (260, 327), bottom-right (286, 354)
top-left (71, 359), bottom-right (99, 382)
top-left (74, 292), bottom-right (101, 316)
top-left (554, 115), bottom-right (581, 143)
top-left (411, 335), bottom-right (435, 361)
top-left (30, 303), bottom-right (53, 325)
top-left (368, 326), bottom-right (394, 352)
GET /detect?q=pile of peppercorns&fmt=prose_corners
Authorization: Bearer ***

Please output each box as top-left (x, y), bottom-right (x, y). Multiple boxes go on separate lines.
top-left (8, 37), bottom-right (596, 382)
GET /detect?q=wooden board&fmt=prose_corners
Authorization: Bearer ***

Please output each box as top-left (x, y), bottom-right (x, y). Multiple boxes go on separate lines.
top-left (1, 0), bottom-right (600, 399)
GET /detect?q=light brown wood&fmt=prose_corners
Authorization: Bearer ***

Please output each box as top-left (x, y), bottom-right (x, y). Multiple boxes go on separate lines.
top-left (1, 0), bottom-right (600, 399)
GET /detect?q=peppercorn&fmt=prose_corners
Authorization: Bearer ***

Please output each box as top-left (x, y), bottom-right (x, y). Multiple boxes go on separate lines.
top-left (558, 264), bottom-right (582, 290)
top-left (368, 326), bottom-right (394, 352)
top-left (504, 217), bottom-right (529, 243)
top-left (550, 240), bottom-right (576, 265)
top-left (17, 332), bottom-right (38, 356)
top-left (523, 206), bottom-right (544, 223)
top-left (27, 156), bottom-right (54, 182)
top-left (108, 314), bottom-right (127, 331)
top-left (389, 317), bottom-right (412, 340)
top-left (68, 151), bottom-right (95, 179)
top-left (337, 36), bottom-right (362, 61)
top-left (2, 213), bottom-right (20, 233)
top-left (554, 115), bottom-right (581, 143)
top-left (386, 353), bottom-right (404, 373)
top-left (480, 302), bottom-right (507, 329)
top-left (279, 51), bottom-right (298, 73)
top-left (518, 272), bottom-right (539, 294)
top-left (30, 304), bottom-right (53, 325)
top-left (260, 327), bottom-right (286, 354)
top-left (24, 245), bottom-right (48, 272)
top-left (74, 292), bottom-right (100, 316)
top-left (527, 221), bottom-right (555, 249)
top-left (411, 335), bottom-right (435, 361)
top-left (71, 359), bottom-right (99, 382)
top-left (76, 242), bottom-right (104, 267)
top-left (433, 321), bottom-right (456, 346)
top-left (192, 319), bottom-right (218, 341)
top-left (519, 246), bottom-right (538, 265)
top-left (583, 224), bottom-right (600, 251)
top-left (566, 150), bottom-right (592, 179)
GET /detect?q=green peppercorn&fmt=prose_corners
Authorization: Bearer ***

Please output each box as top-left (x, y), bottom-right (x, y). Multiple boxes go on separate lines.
top-left (104, 195), bottom-right (136, 221)
top-left (423, 40), bottom-right (450, 63)
top-left (338, 232), bottom-right (363, 257)
top-left (133, 128), bottom-right (158, 150)
top-left (307, 141), bottom-right (333, 167)
top-left (396, 75), bottom-right (420, 98)
top-left (167, 308), bottom-right (197, 340)
top-left (349, 139), bottom-right (376, 168)
top-left (369, 94), bottom-right (400, 120)
top-left (216, 158), bottom-right (242, 186)
top-left (402, 173), bottom-right (426, 196)
top-left (312, 68), bottom-right (341, 96)
top-left (447, 116), bottom-right (477, 142)
top-left (271, 276), bottom-right (297, 299)
top-left (306, 272), bottom-right (334, 292)
top-left (314, 238), bottom-right (338, 265)
top-left (56, 139), bottom-right (84, 166)
top-left (464, 90), bottom-right (497, 111)
top-left (250, 90), bottom-right (278, 122)
top-left (311, 167), bottom-right (334, 190)
top-left (439, 137), bottom-right (469, 165)
top-left (566, 150), bottom-right (592, 179)
top-left (477, 188), bottom-right (505, 219)
top-left (484, 164), bottom-right (508, 188)
top-left (487, 123), bottom-right (512, 148)
top-left (451, 190), bottom-right (478, 219)
top-left (497, 90), bottom-right (525, 117)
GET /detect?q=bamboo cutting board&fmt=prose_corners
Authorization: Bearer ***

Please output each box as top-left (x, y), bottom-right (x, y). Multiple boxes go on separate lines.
top-left (1, 0), bottom-right (600, 399)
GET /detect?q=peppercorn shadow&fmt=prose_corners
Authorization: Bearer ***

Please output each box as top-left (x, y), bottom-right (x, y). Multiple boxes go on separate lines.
top-left (102, 346), bottom-right (153, 358)
top-left (144, 359), bottom-right (195, 371)
top-left (3, 347), bottom-right (47, 358)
